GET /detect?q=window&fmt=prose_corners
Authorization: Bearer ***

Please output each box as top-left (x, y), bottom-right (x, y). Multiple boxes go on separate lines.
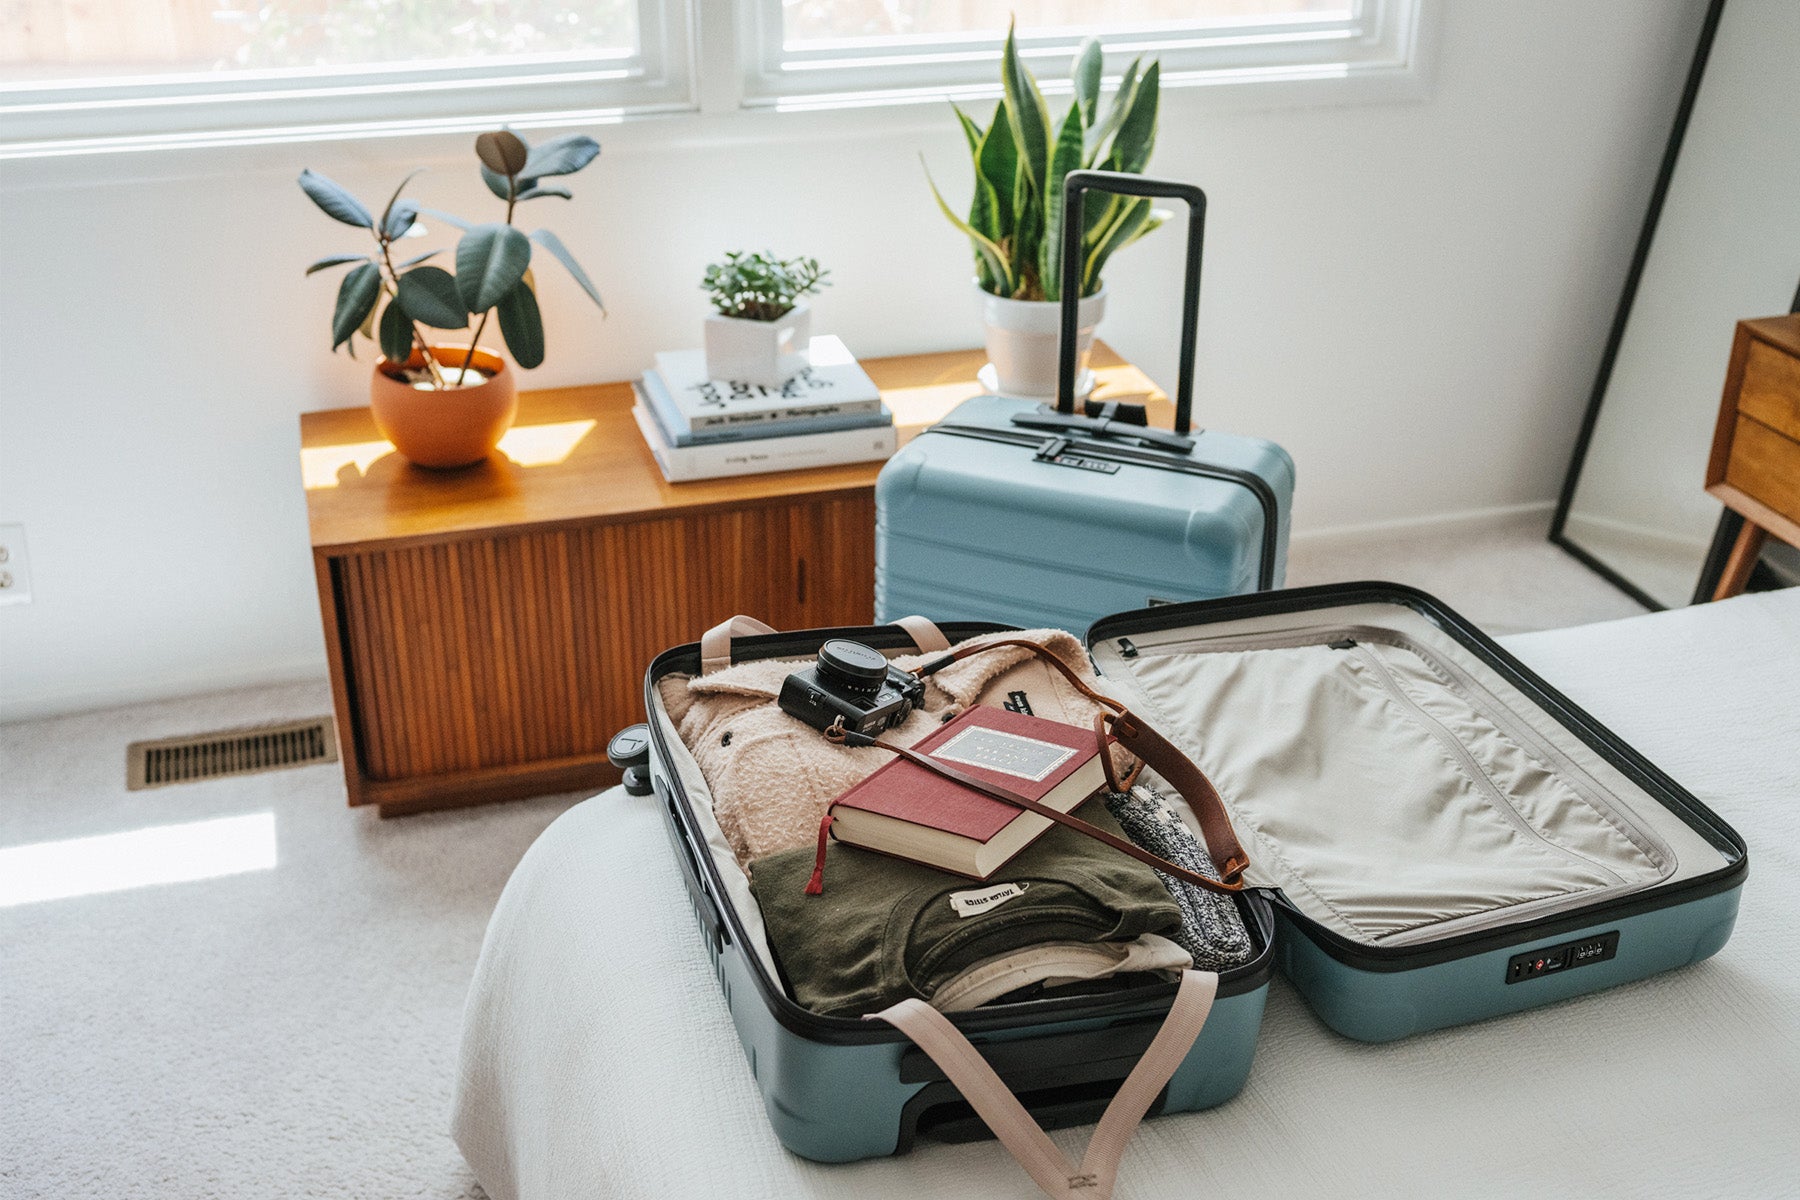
top-left (0, 0), bottom-right (690, 154)
top-left (0, 0), bottom-right (1423, 156)
top-left (741, 0), bottom-right (1422, 109)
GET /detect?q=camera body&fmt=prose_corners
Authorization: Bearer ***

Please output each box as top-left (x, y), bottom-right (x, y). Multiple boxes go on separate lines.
top-left (778, 639), bottom-right (926, 735)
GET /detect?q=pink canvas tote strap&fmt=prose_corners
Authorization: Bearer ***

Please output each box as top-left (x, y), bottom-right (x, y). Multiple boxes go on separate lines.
top-left (699, 615), bottom-right (778, 674)
top-left (871, 970), bottom-right (1218, 1199)
top-left (891, 614), bottom-right (951, 653)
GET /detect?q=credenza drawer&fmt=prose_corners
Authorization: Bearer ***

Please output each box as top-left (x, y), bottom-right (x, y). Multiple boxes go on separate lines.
top-left (1722, 414), bottom-right (1800, 528)
top-left (1738, 338), bottom-right (1800, 443)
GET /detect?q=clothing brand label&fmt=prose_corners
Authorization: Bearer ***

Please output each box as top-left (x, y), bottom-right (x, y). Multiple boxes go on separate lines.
top-left (1002, 690), bottom-right (1035, 716)
top-left (948, 881), bottom-right (1031, 918)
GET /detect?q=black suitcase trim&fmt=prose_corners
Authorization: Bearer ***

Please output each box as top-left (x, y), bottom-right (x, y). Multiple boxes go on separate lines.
top-left (922, 421), bottom-right (1282, 591)
top-left (1085, 581), bottom-right (1750, 975)
top-left (645, 620), bottom-right (1278, 1044)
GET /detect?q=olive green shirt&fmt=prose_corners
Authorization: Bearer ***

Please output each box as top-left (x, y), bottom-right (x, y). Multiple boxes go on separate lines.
top-left (750, 807), bottom-right (1182, 1017)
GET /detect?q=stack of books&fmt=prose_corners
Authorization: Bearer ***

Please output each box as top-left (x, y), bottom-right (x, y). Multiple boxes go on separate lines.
top-left (633, 335), bottom-right (897, 482)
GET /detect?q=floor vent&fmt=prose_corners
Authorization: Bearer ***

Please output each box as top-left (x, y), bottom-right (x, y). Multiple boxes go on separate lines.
top-left (127, 718), bottom-right (339, 790)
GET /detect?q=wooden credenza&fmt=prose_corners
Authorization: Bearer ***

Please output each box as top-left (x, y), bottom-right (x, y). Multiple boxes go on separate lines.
top-left (1705, 315), bottom-right (1800, 600)
top-left (300, 343), bottom-right (1160, 814)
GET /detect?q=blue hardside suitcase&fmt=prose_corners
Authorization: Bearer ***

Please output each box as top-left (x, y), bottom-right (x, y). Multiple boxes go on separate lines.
top-left (877, 170), bottom-right (1295, 631)
top-left (626, 587), bottom-right (1745, 1162)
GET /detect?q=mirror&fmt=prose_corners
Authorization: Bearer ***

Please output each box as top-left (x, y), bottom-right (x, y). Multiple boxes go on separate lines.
top-left (1552, 0), bottom-right (1800, 609)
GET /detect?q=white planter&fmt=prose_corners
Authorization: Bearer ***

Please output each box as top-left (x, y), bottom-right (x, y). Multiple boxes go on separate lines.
top-left (703, 303), bottom-right (812, 386)
top-left (977, 283), bottom-right (1106, 399)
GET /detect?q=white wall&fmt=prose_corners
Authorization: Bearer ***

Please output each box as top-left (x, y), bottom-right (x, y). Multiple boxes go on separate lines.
top-left (0, 1), bottom-right (1705, 720)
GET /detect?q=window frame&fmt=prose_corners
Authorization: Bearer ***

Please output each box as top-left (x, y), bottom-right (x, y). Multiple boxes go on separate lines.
top-left (0, 0), bottom-right (1432, 163)
top-left (736, 0), bottom-right (1425, 111)
top-left (0, 0), bottom-right (694, 158)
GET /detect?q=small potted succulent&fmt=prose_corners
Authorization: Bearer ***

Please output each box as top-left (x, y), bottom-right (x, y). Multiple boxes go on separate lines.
top-left (300, 129), bottom-right (605, 469)
top-left (700, 251), bottom-right (830, 386)
top-left (925, 23), bottom-right (1162, 398)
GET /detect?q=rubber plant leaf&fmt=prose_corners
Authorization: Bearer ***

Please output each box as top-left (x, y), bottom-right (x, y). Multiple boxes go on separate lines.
top-left (495, 280), bottom-right (546, 369)
top-left (331, 261), bottom-right (381, 349)
top-left (480, 162), bottom-right (527, 202)
top-left (455, 223), bottom-right (532, 315)
top-left (397, 265), bottom-right (469, 329)
top-left (306, 253), bottom-right (368, 276)
top-left (1039, 100), bottom-right (1087, 302)
top-left (396, 249), bottom-right (441, 269)
top-left (383, 200), bottom-right (419, 241)
top-left (475, 130), bottom-right (530, 177)
top-left (529, 229), bottom-right (604, 312)
top-left (378, 298), bottom-right (415, 363)
top-left (923, 158), bottom-right (1012, 295)
top-left (515, 185), bottom-right (573, 201)
top-left (521, 134), bottom-right (600, 179)
top-left (417, 206), bottom-right (471, 231)
top-left (1000, 21), bottom-right (1051, 193)
top-left (300, 169), bottom-right (373, 230)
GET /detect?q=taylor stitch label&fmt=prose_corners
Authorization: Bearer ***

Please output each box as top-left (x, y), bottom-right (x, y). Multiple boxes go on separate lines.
top-left (948, 881), bottom-right (1030, 918)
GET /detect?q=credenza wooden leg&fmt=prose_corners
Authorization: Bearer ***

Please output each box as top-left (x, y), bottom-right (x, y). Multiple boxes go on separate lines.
top-left (1711, 520), bottom-right (1768, 601)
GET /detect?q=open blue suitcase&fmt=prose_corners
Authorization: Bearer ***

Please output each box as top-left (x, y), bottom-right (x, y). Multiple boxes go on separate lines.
top-left (627, 584), bottom-right (1746, 1163)
top-left (876, 171), bottom-right (1295, 632)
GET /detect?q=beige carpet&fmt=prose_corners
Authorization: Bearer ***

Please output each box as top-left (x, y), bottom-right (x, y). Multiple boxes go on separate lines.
top-left (0, 525), bottom-right (1645, 1199)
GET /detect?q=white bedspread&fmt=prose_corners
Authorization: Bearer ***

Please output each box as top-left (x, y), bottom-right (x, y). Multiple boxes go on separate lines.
top-left (453, 591), bottom-right (1800, 1200)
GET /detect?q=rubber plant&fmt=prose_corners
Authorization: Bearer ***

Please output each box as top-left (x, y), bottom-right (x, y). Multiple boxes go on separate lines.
top-left (926, 21), bottom-right (1162, 302)
top-left (299, 129), bottom-right (605, 387)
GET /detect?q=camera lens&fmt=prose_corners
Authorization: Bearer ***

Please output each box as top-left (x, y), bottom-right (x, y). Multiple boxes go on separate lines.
top-left (815, 640), bottom-right (890, 698)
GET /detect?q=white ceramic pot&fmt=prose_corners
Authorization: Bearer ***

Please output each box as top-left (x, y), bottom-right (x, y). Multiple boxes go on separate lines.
top-left (703, 303), bottom-right (812, 386)
top-left (977, 283), bottom-right (1106, 399)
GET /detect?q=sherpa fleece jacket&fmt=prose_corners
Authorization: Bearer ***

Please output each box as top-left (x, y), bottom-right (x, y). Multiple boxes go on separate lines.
top-left (656, 629), bottom-right (1132, 869)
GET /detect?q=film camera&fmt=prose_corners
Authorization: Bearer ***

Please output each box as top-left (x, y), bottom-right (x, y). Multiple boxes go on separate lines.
top-left (778, 639), bottom-right (926, 735)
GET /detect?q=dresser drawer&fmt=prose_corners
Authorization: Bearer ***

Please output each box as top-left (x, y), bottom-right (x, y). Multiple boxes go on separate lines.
top-left (1738, 338), bottom-right (1800, 442)
top-left (1722, 414), bottom-right (1800, 528)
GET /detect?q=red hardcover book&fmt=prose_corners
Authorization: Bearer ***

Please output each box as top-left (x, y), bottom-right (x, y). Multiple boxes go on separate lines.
top-left (827, 705), bottom-right (1109, 879)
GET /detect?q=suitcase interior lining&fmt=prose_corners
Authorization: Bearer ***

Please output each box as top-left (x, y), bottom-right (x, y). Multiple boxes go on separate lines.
top-left (1088, 602), bottom-right (1733, 949)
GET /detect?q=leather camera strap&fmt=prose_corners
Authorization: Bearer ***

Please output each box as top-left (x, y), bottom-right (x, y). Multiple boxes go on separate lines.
top-left (915, 638), bottom-right (1249, 886)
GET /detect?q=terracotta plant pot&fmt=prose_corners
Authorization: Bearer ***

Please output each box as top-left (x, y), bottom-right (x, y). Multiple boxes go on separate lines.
top-left (370, 346), bottom-right (517, 469)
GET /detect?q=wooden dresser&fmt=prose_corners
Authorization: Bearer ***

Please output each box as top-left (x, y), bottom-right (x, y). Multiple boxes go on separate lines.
top-left (300, 343), bottom-right (1160, 814)
top-left (1705, 315), bottom-right (1800, 600)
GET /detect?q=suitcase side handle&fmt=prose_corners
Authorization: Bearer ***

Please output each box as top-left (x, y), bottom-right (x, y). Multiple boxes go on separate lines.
top-left (1058, 169), bottom-right (1206, 435)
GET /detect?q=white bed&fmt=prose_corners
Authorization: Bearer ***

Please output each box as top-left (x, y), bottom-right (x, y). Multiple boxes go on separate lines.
top-left (452, 590), bottom-right (1800, 1200)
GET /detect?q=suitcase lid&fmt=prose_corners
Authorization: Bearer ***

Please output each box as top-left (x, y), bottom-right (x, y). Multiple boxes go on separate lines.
top-left (1083, 582), bottom-right (1747, 972)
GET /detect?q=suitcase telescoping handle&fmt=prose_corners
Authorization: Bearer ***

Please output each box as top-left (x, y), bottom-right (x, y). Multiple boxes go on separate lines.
top-left (1057, 169), bottom-right (1206, 435)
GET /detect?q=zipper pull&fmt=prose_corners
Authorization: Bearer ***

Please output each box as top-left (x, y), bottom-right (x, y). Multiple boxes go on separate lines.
top-left (1328, 638), bottom-right (1357, 650)
top-left (1118, 637), bottom-right (1138, 658)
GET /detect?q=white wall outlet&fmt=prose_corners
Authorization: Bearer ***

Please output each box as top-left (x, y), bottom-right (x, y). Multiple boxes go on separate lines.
top-left (0, 524), bottom-right (31, 606)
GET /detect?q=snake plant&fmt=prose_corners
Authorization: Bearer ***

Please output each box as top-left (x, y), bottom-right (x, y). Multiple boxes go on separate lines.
top-left (926, 22), bottom-right (1162, 303)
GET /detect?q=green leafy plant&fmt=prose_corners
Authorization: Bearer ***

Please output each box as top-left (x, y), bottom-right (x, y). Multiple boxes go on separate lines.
top-left (300, 129), bottom-right (605, 388)
top-left (925, 21), bottom-right (1162, 303)
top-left (701, 251), bottom-right (830, 321)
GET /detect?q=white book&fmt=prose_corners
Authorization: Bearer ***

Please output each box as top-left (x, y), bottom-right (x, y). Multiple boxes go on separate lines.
top-left (632, 404), bottom-right (896, 483)
top-left (653, 335), bottom-right (883, 432)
